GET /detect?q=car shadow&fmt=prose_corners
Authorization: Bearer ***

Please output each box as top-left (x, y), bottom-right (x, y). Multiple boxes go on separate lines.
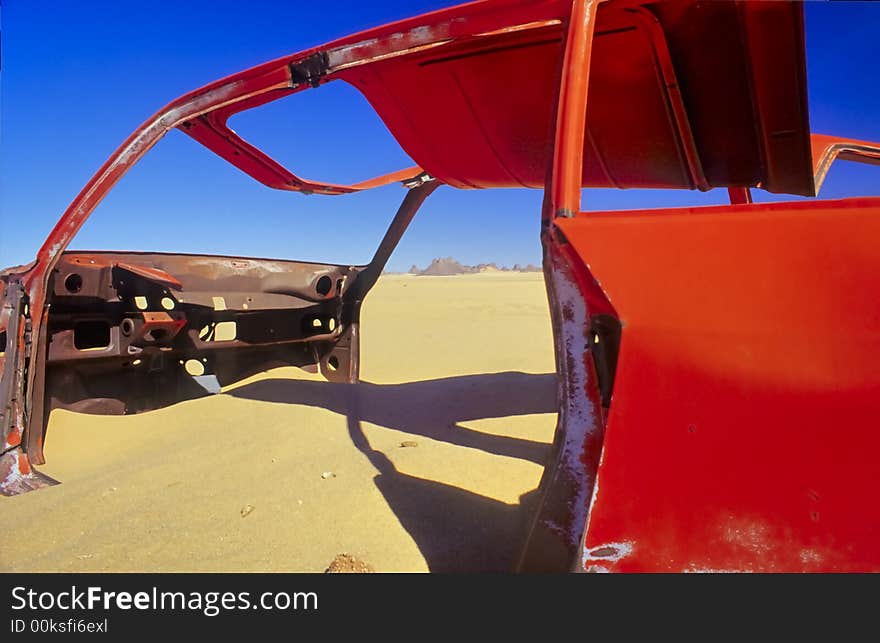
top-left (228, 371), bottom-right (557, 571)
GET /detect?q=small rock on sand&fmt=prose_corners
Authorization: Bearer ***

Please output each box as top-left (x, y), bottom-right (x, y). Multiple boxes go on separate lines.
top-left (399, 440), bottom-right (419, 448)
top-left (240, 504), bottom-right (255, 518)
top-left (324, 554), bottom-right (375, 573)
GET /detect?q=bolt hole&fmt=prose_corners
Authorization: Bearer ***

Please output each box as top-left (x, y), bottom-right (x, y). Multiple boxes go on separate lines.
top-left (64, 273), bottom-right (83, 293)
top-left (74, 321), bottom-right (110, 350)
top-left (184, 359), bottom-right (205, 376)
top-left (315, 275), bottom-right (333, 297)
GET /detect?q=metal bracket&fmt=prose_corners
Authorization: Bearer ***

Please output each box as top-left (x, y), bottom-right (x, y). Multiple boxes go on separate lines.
top-left (290, 51), bottom-right (330, 88)
top-left (401, 172), bottom-right (434, 189)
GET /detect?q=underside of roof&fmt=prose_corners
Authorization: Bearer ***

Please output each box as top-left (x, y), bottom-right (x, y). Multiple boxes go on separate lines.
top-left (178, 0), bottom-right (812, 195)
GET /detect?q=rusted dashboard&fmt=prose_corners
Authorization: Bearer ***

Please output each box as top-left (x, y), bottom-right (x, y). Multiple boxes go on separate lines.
top-left (42, 251), bottom-right (358, 420)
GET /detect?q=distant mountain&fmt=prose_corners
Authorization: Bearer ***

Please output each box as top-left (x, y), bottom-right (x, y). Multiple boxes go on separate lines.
top-left (406, 257), bottom-right (541, 275)
top-left (415, 257), bottom-right (478, 276)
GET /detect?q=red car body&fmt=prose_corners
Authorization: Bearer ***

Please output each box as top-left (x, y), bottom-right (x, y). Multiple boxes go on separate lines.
top-left (2, 0), bottom-right (879, 571)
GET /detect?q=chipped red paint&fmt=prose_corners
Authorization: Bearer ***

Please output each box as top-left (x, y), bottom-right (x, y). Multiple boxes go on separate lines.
top-left (0, 448), bottom-right (58, 496)
top-left (5, 425), bottom-right (21, 450)
top-left (138, 312), bottom-right (187, 343)
top-left (17, 450), bottom-right (30, 475)
top-left (518, 226), bottom-right (609, 571)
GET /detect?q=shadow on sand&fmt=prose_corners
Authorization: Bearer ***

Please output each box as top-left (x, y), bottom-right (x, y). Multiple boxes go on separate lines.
top-left (229, 372), bottom-right (557, 572)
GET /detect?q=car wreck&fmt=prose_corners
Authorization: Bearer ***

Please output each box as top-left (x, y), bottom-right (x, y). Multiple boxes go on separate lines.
top-left (2, 0), bottom-right (879, 572)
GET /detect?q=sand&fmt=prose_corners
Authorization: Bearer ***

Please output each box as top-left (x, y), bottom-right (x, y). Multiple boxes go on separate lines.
top-left (0, 272), bottom-right (557, 572)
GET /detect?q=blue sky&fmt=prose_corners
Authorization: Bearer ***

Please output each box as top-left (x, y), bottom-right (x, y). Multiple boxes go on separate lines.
top-left (1, 1), bottom-right (878, 270)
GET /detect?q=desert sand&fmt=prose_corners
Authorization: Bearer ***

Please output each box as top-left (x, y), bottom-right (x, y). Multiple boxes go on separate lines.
top-left (0, 272), bottom-right (557, 572)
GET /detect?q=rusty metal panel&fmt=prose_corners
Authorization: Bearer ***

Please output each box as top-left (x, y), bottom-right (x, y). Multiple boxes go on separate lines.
top-left (0, 449), bottom-right (58, 496)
